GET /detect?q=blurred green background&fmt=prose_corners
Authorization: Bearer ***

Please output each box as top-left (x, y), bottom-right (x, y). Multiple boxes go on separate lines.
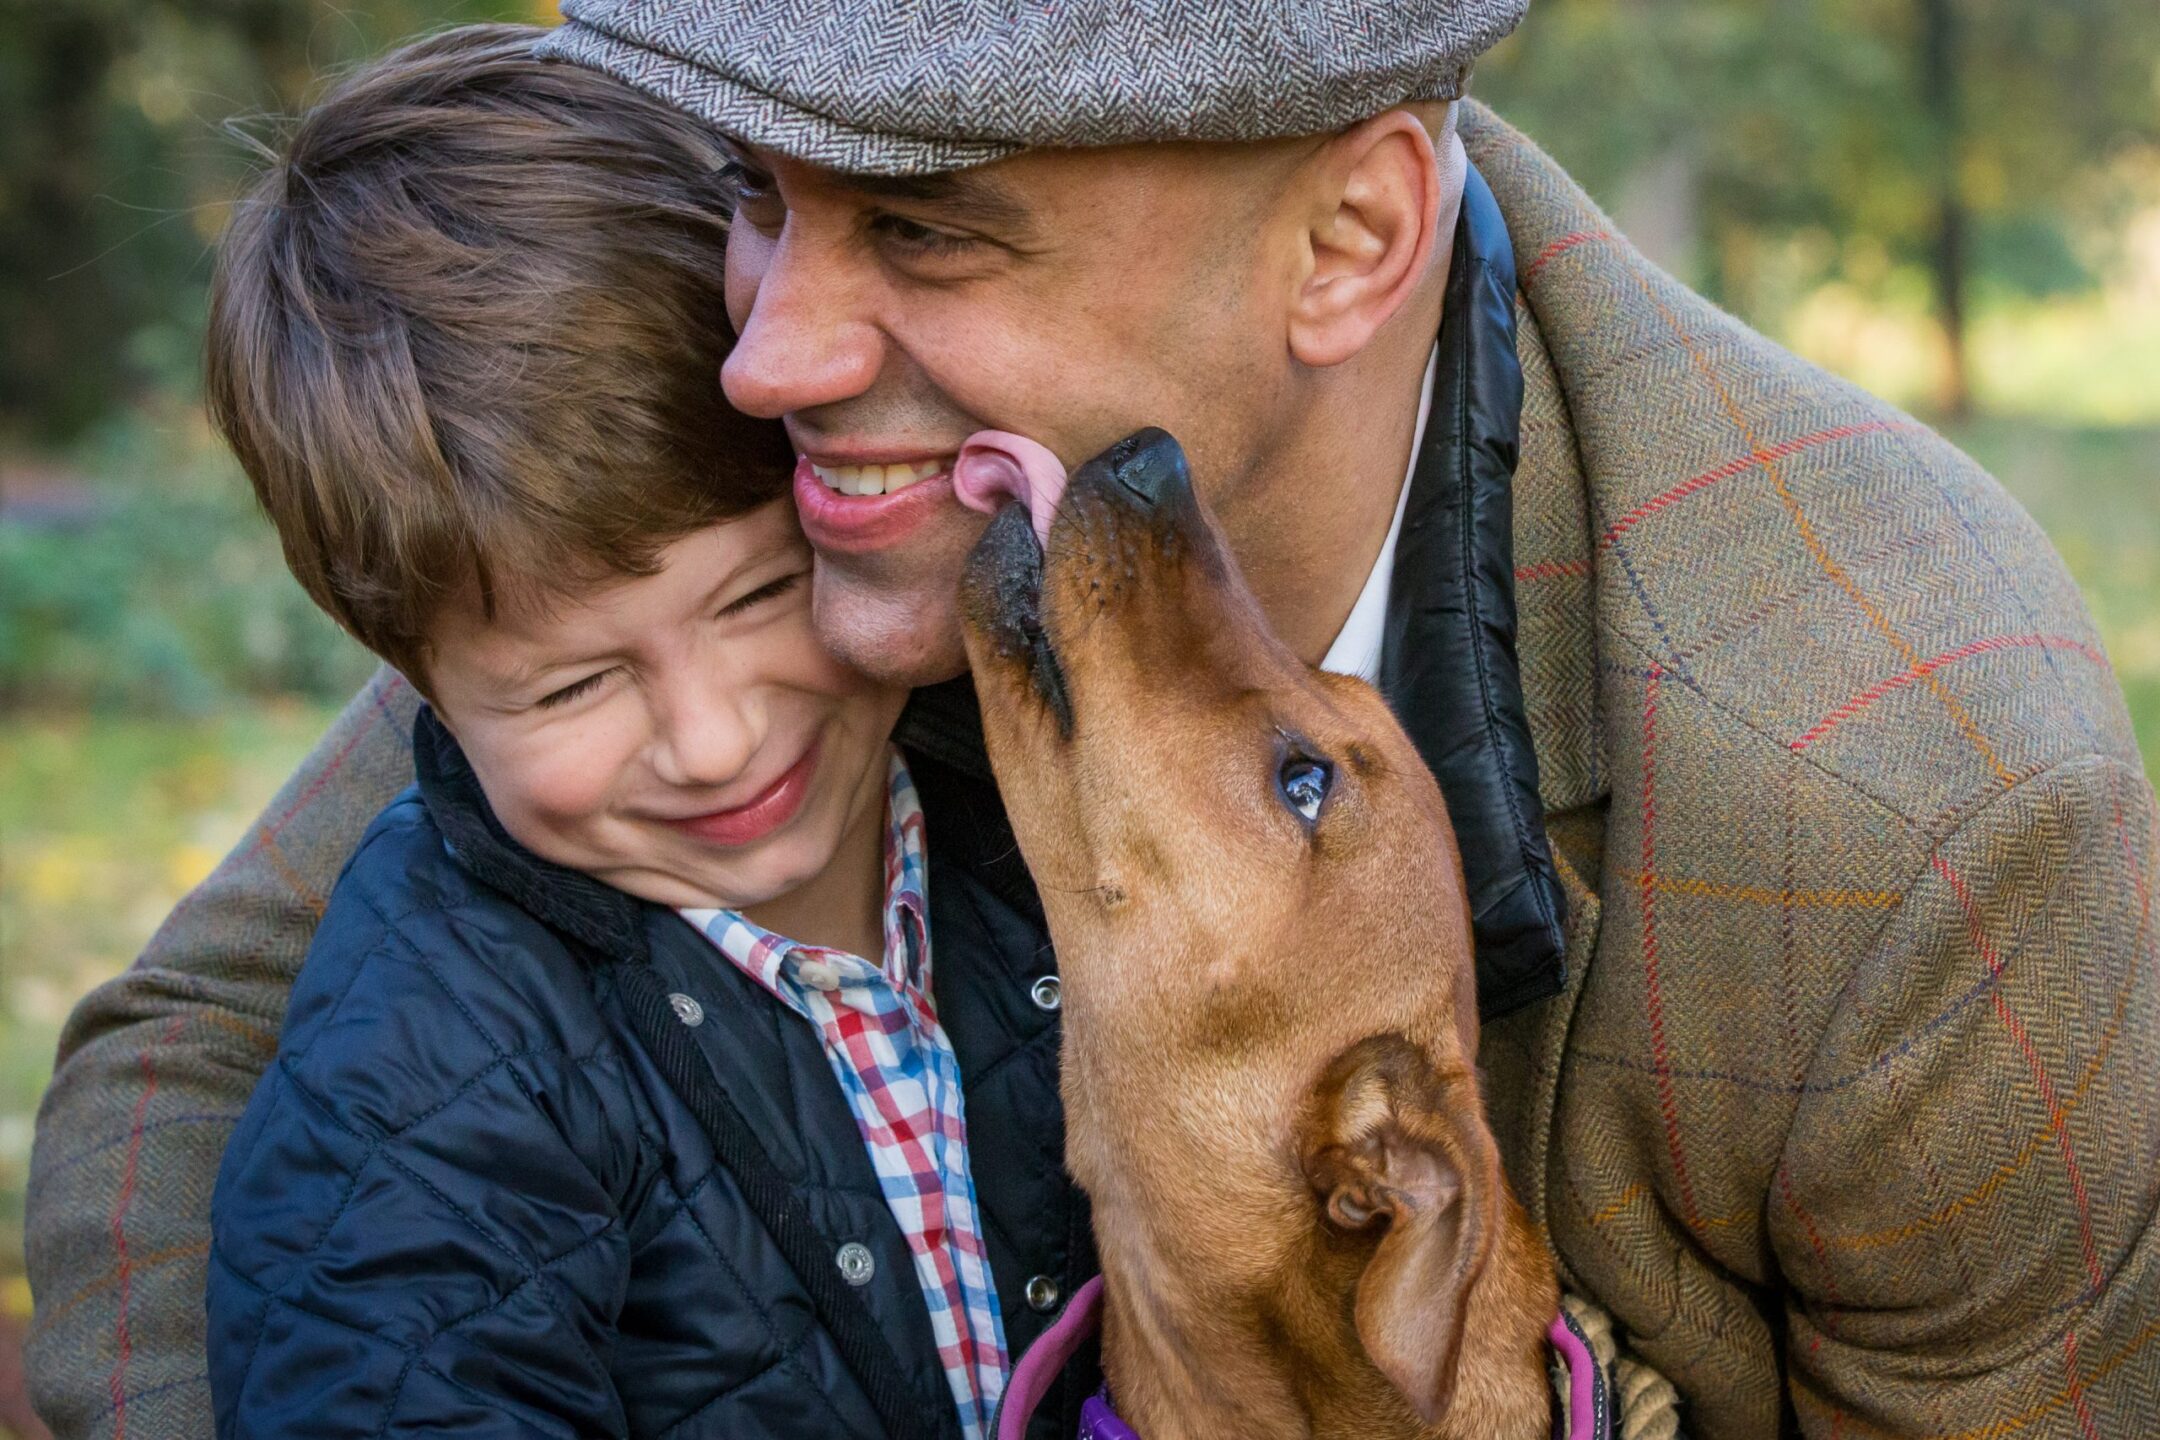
top-left (0, 1), bottom-right (2156, 1434)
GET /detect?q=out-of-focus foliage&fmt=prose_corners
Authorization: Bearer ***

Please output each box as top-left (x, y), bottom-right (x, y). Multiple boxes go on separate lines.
top-left (0, 0), bottom-right (541, 444)
top-left (0, 401), bottom-right (378, 713)
top-left (1, 1), bottom-right (547, 717)
top-left (1476, 0), bottom-right (2160, 412)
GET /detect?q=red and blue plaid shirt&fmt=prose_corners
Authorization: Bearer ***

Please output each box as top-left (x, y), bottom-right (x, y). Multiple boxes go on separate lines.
top-left (681, 752), bottom-right (1009, 1438)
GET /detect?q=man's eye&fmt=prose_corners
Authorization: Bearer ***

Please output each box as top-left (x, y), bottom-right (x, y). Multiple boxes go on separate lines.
top-left (869, 213), bottom-right (979, 257)
top-left (536, 670), bottom-right (611, 710)
top-left (720, 161), bottom-right (783, 226)
top-left (718, 571), bottom-right (802, 617)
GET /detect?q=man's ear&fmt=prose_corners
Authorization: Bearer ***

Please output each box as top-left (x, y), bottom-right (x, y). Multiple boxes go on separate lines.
top-left (1285, 109), bottom-right (1446, 369)
top-left (1296, 1033), bottom-right (1498, 1425)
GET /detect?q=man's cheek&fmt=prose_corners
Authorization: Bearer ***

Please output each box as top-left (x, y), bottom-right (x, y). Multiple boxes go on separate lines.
top-left (724, 227), bottom-right (772, 331)
top-left (889, 304), bottom-right (1069, 421)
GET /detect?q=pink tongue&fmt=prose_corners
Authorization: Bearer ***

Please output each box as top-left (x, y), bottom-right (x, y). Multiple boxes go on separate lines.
top-left (952, 431), bottom-right (1069, 548)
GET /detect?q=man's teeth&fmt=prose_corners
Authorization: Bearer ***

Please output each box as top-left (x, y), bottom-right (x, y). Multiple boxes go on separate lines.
top-left (809, 459), bottom-right (947, 497)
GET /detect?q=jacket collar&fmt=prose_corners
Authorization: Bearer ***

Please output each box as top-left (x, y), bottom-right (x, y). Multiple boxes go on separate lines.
top-left (1374, 159), bottom-right (1568, 1016)
top-left (412, 706), bottom-right (651, 963)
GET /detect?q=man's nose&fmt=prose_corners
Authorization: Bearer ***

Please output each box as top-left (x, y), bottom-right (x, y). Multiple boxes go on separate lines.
top-left (722, 227), bottom-right (884, 420)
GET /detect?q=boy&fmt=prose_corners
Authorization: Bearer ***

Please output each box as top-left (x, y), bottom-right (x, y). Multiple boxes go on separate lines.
top-left (203, 26), bottom-right (1009, 1438)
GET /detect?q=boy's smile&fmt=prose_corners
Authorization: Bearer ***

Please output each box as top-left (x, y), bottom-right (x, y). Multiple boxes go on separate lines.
top-left (662, 734), bottom-right (821, 846)
top-left (422, 499), bottom-right (908, 941)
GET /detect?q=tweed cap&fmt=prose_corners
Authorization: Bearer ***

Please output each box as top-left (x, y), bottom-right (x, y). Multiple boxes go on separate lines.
top-left (539, 0), bottom-right (1529, 176)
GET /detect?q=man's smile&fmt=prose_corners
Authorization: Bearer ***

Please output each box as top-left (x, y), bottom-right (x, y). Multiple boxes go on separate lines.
top-left (792, 453), bottom-right (972, 555)
top-left (804, 456), bottom-right (949, 496)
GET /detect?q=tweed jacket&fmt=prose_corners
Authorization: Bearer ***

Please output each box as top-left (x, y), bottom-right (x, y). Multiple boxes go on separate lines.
top-left (25, 104), bottom-right (2160, 1438)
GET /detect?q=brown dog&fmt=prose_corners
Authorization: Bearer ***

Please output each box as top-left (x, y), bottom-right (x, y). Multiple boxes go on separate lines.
top-left (958, 429), bottom-right (1560, 1439)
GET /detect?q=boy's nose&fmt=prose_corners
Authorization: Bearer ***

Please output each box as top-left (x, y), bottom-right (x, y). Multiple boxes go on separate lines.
top-left (722, 227), bottom-right (884, 420)
top-left (651, 686), bottom-right (761, 792)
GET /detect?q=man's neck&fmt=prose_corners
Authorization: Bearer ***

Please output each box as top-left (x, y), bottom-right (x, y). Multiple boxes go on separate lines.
top-left (1226, 187), bottom-right (1463, 668)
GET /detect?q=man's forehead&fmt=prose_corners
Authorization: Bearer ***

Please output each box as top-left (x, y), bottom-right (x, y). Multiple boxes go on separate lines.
top-left (733, 140), bottom-right (1044, 226)
top-left (733, 136), bottom-right (1280, 222)
top-left (841, 165), bottom-right (1036, 229)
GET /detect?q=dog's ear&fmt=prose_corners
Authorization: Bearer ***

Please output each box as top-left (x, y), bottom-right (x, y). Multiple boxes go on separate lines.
top-left (1297, 1034), bottom-right (1498, 1425)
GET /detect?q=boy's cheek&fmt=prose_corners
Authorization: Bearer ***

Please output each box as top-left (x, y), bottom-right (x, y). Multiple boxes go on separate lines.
top-left (465, 712), bottom-right (643, 841)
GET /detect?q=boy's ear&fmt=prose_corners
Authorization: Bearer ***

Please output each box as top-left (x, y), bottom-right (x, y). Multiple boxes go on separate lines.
top-left (1296, 1034), bottom-right (1497, 1425)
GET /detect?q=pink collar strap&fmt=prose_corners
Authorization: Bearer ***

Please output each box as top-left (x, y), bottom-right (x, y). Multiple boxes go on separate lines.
top-left (993, 1276), bottom-right (1614, 1440)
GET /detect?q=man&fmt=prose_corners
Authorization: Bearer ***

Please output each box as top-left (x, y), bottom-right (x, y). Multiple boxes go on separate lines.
top-left (26, 1), bottom-right (2160, 1436)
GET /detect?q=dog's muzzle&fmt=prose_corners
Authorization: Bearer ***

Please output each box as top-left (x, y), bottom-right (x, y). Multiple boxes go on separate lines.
top-left (965, 501), bottom-right (1075, 735)
top-left (960, 427), bottom-right (1195, 739)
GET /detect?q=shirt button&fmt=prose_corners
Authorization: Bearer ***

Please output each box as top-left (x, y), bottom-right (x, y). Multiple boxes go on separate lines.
top-left (1029, 975), bottom-right (1062, 1013)
top-left (797, 957), bottom-right (844, 992)
top-left (1025, 1274), bottom-right (1061, 1313)
top-left (666, 992), bottom-right (704, 1027)
top-left (836, 1242), bottom-right (875, 1286)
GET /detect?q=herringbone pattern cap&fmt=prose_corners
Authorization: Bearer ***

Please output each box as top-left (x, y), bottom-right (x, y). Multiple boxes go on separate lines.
top-left (539, 0), bottom-right (1530, 175)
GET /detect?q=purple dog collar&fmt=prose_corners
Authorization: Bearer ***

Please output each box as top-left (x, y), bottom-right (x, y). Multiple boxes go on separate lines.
top-left (1546, 1306), bottom-right (1612, 1440)
top-left (994, 1276), bottom-right (1613, 1440)
top-left (993, 1277), bottom-right (1124, 1440)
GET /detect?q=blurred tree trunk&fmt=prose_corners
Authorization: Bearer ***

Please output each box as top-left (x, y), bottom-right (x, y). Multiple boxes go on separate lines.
top-left (1918, 0), bottom-right (1973, 418)
top-left (0, 10), bottom-right (133, 437)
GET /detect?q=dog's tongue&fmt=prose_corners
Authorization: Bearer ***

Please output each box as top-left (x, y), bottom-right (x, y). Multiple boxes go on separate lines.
top-left (953, 431), bottom-right (1068, 548)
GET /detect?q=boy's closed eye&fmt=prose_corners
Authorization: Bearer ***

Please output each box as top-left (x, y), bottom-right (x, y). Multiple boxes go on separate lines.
top-left (530, 569), bottom-right (806, 710)
top-left (717, 569), bottom-right (802, 618)
top-left (536, 669), bottom-right (613, 710)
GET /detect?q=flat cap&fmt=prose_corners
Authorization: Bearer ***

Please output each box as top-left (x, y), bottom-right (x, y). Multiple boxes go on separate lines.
top-left (540, 0), bottom-right (1528, 176)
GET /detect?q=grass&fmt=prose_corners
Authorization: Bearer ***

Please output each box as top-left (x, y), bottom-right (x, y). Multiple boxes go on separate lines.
top-left (0, 702), bottom-right (339, 1320)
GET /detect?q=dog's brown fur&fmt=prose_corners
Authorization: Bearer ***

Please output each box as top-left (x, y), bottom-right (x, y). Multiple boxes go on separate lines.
top-left (960, 430), bottom-right (1558, 1439)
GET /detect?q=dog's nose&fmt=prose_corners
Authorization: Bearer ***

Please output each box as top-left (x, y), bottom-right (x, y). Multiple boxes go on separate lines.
top-left (1100, 427), bottom-right (1189, 509)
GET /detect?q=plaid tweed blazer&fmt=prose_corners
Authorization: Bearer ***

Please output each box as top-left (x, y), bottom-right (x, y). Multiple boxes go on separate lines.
top-left (25, 104), bottom-right (2160, 1439)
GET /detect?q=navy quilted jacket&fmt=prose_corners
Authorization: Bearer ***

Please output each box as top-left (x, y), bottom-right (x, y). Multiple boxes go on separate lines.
top-left (207, 710), bottom-right (1097, 1439)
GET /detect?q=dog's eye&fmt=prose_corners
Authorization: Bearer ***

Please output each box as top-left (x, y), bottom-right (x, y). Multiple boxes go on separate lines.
top-left (1278, 757), bottom-right (1331, 823)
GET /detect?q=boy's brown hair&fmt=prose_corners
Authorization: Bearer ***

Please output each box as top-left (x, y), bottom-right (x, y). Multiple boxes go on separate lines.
top-left (206, 23), bottom-right (792, 690)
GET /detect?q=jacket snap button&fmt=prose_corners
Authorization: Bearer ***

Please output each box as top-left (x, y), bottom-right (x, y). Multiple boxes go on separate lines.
top-left (1025, 1274), bottom-right (1061, 1312)
top-left (836, 1242), bottom-right (876, 1286)
top-left (666, 992), bottom-right (704, 1027)
top-left (1029, 976), bottom-right (1062, 1013)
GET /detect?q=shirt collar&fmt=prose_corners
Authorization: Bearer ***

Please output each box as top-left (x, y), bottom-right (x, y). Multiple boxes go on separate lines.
top-left (1318, 342), bottom-right (1439, 684)
top-left (681, 748), bottom-right (928, 993)
top-left (882, 749), bottom-right (930, 982)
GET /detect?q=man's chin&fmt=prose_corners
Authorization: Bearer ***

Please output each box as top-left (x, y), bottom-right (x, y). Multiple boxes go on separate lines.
top-left (812, 567), bottom-right (971, 689)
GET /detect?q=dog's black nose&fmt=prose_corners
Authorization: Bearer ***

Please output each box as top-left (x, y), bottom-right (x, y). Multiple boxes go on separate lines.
top-left (1100, 427), bottom-right (1189, 509)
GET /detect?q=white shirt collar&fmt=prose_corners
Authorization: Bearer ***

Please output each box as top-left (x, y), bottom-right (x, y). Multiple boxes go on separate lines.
top-left (1319, 344), bottom-right (1439, 683)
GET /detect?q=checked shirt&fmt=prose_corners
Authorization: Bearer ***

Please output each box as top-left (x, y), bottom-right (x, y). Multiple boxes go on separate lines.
top-left (682, 752), bottom-right (1010, 1440)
